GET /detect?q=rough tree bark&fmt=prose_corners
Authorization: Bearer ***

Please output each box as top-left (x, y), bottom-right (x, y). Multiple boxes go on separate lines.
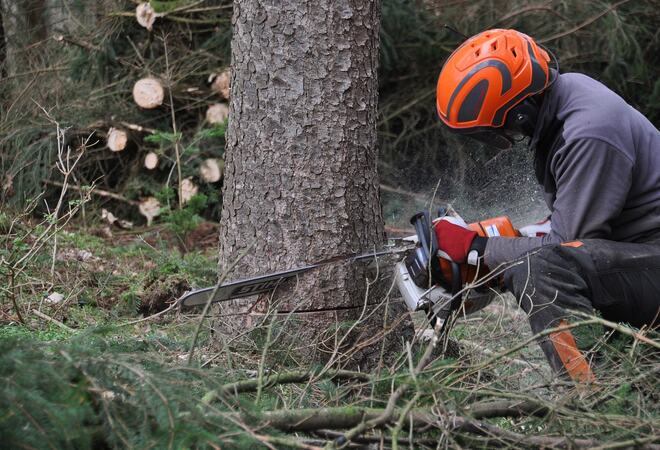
top-left (218, 0), bottom-right (412, 365)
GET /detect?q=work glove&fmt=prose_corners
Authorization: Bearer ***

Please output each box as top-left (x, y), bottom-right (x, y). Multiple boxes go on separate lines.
top-left (433, 216), bottom-right (488, 265)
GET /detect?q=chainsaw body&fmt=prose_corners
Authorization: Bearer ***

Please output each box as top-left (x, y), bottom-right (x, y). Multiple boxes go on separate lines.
top-left (395, 212), bottom-right (519, 320)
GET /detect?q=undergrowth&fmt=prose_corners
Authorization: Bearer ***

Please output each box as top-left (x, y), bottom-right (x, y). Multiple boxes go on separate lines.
top-left (1, 298), bottom-right (658, 449)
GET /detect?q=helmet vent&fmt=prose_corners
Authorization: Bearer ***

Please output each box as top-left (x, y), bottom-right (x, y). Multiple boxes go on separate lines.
top-left (475, 49), bottom-right (481, 57)
top-left (511, 47), bottom-right (517, 57)
top-left (490, 41), bottom-right (498, 51)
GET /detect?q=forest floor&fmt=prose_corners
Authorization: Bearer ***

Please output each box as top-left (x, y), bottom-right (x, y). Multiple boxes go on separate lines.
top-left (1, 215), bottom-right (658, 449)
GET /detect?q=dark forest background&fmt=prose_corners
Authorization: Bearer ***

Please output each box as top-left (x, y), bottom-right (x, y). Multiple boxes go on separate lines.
top-left (1, 0), bottom-right (657, 227)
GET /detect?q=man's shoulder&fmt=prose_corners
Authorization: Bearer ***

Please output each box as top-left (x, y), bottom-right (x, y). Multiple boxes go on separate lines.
top-left (558, 72), bottom-right (612, 91)
top-left (556, 73), bottom-right (629, 125)
top-left (553, 73), bottom-right (652, 152)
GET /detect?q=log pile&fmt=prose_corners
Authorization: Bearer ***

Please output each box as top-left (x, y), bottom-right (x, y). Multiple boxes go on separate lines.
top-left (79, 10), bottom-right (233, 227)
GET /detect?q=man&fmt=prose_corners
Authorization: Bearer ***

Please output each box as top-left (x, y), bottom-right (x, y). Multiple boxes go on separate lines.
top-left (432, 28), bottom-right (660, 381)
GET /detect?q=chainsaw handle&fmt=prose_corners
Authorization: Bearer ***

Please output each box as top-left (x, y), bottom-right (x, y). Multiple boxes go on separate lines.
top-left (409, 211), bottom-right (446, 289)
top-left (410, 211), bottom-right (435, 262)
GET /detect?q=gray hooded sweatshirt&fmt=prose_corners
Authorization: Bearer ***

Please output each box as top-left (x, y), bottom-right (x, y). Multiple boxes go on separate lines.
top-left (485, 73), bottom-right (660, 268)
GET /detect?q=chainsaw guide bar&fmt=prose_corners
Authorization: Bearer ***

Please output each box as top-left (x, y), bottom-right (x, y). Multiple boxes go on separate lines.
top-left (177, 243), bottom-right (415, 308)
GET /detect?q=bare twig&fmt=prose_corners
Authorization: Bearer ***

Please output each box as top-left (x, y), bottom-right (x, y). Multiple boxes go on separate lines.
top-left (488, 2), bottom-right (566, 28)
top-left (162, 36), bottom-right (184, 209)
top-left (540, 0), bottom-right (634, 43)
top-left (42, 180), bottom-right (139, 206)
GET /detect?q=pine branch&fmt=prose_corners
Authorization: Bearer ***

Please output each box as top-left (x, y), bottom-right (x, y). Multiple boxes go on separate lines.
top-left (217, 369), bottom-right (369, 396)
top-left (243, 405), bottom-right (631, 449)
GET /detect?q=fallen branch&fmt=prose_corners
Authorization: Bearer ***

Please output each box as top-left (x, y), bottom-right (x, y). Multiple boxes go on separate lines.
top-left (570, 310), bottom-right (659, 350)
top-left (466, 399), bottom-right (551, 419)
top-left (453, 416), bottom-right (604, 449)
top-left (256, 406), bottom-right (433, 432)
top-left (313, 429), bottom-right (438, 448)
top-left (32, 309), bottom-right (74, 332)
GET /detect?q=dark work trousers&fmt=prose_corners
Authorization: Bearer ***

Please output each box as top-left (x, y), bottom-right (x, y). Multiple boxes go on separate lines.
top-left (503, 238), bottom-right (660, 378)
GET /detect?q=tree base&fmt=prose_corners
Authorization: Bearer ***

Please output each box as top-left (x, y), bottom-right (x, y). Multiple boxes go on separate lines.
top-left (210, 289), bottom-right (416, 372)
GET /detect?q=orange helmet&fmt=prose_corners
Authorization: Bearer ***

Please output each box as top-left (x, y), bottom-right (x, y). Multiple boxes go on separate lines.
top-left (436, 29), bottom-right (552, 147)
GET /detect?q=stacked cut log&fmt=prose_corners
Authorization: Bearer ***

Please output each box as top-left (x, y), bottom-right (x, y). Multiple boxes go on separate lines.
top-left (181, 177), bottom-right (199, 204)
top-left (133, 77), bottom-right (165, 109)
top-left (138, 197), bottom-right (161, 226)
top-left (144, 152), bottom-right (159, 170)
top-left (206, 103), bottom-right (229, 125)
top-left (209, 69), bottom-right (231, 99)
top-left (96, 25), bottom-right (232, 226)
top-left (200, 158), bottom-right (223, 183)
top-left (136, 3), bottom-right (157, 31)
top-left (107, 127), bottom-right (129, 152)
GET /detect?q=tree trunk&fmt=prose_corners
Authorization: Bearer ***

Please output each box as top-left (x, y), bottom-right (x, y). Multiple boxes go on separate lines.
top-left (218, 0), bottom-right (412, 366)
top-left (0, 0), bottom-right (41, 77)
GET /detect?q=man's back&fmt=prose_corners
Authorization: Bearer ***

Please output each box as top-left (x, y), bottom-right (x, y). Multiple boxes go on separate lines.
top-left (540, 73), bottom-right (660, 242)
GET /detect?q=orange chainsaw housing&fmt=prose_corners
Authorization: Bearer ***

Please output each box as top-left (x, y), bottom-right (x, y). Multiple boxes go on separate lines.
top-left (439, 216), bottom-right (519, 285)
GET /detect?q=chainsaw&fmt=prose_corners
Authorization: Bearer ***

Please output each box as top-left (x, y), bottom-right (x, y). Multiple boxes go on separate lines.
top-left (177, 209), bottom-right (548, 323)
top-left (393, 208), bottom-right (521, 323)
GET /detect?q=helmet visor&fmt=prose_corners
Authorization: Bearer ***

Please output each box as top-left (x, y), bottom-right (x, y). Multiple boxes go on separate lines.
top-left (443, 124), bottom-right (514, 150)
top-left (461, 129), bottom-right (514, 150)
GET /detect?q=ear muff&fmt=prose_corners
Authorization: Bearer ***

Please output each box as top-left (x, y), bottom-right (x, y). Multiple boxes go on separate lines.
top-left (503, 96), bottom-right (541, 136)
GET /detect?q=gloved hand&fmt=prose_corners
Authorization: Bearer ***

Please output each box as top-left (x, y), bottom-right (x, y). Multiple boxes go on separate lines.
top-left (433, 217), bottom-right (488, 264)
